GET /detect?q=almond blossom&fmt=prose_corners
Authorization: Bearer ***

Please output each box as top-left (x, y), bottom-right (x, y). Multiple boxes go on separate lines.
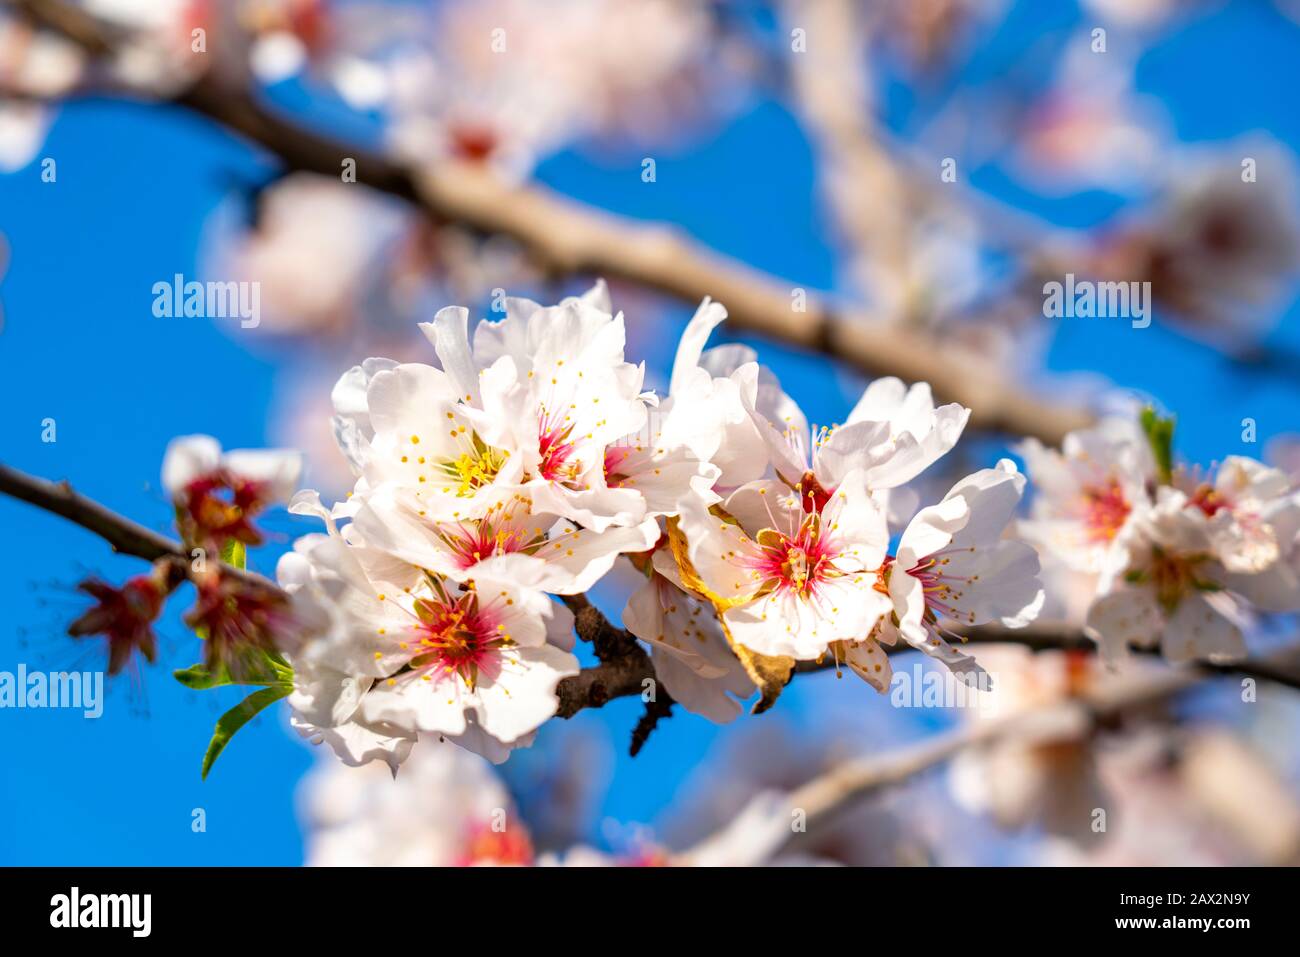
top-left (1018, 416), bottom-right (1300, 664)
top-left (948, 646), bottom-right (1116, 842)
top-left (878, 460), bottom-right (1045, 685)
top-left (301, 737), bottom-right (534, 866)
top-left (355, 552), bottom-right (579, 754)
top-left (348, 483), bottom-right (659, 596)
top-left (745, 371), bottom-right (970, 520)
top-left (1174, 455), bottom-right (1300, 577)
top-left (421, 282), bottom-right (657, 529)
top-left (0, 11), bottom-right (83, 171)
top-left (330, 283), bottom-right (671, 532)
top-left (673, 472), bottom-right (892, 662)
top-left (162, 434), bottom-right (302, 550)
top-left (1086, 487), bottom-right (1251, 664)
top-left (67, 565), bottom-right (170, 675)
top-left (279, 493), bottom-right (578, 767)
top-left (658, 296), bottom-right (772, 493)
top-left (372, 0), bottom-right (744, 178)
top-left (1015, 419), bottom-right (1155, 574)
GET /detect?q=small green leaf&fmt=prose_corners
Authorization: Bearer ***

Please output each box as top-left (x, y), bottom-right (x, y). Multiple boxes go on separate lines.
top-left (220, 538), bottom-right (247, 570)
top-left (1140, 406), bottom-right (1176, 485)
top-left (174, 650), bottom-right (293, 690)
top-left (173, 661), bottom-right (236, 690)
top-left (202, 684), bottom-right (291, 780)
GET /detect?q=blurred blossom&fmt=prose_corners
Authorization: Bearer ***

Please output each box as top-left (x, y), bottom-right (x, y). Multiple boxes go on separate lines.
top-left (1040, 729), bottom-right (1300, 865)
top-left (67, 564), bottom-right (170, 675)
top-left (0, 102), bottom-right (49, 172)
top-left (185, 568), bottom-right (312, 673)
top-left (209, 174), bottom-right (535, 346)
top-left (1014, 42), bottom-right (1166, 194)
top-left (369, 0), bottom-right (747, 178)
top-left (1033, 555), bottom-right (1102, 625)
top-left (271, 368), bottom-right (365, 500)
top-left (301, 739), bottom-right (534, 866)
top-left (78, 0), bottom-right (217, 92)
top-left (1080, 0), bottom-right (1192, 29)
top-left (0, 13), bottom-right (83, 96)
top-left (1267, 434), bottom-right (1300, 483)
top-left (0, 12), bottom-right (84, 170)
top-left (214, 173), bottom-right (419, 338)
top-left (162, 433), bottom-right (302, 550)
top-left (660, 721), bottom-right (934, 866)
top-left (873, 206), bottom-right (992, 337)
top-left (1085, 145), bottom-right (1300, 340)
top-left (948, 646), bottom-right (1121, 842)
top-left (869, 0), bottom-right (1009, 71)
top-left (301, 730), bottom-right (804, 866)
top-left (239, 0), bottom-right (330, 82)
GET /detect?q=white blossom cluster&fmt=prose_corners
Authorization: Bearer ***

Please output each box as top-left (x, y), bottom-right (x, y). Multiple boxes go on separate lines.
top-left (272, 281), bottom-right (1047, 772)
top-left (301, 739), bottom-right (807, 867)
top-left (1018, 419), bottom-right (1300, 663)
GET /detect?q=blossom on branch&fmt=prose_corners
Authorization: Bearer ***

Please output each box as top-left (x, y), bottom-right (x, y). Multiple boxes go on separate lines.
top-left (67, 561), bottom-right (171, 675)
top-left (163, 434), bottom-right (302, 551)
top-left (1020, 414), bottom-right (1300, 664)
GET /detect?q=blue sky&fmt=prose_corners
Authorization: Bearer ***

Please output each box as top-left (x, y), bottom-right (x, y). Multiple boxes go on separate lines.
top-left (2, 0), bottom-right (1298, 864)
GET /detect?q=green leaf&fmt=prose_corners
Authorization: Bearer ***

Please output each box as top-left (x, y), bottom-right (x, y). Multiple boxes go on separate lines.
top-left (173, 661), bottom-right (237, 690)
top-left (202, 684), bottom-right (291, 780)
top-left (1140, 406), bottom-right (1176, 485)
top-left (174, 650), bottom-right (293, 690)
top-left (220, 538), bottom-right (247, 570)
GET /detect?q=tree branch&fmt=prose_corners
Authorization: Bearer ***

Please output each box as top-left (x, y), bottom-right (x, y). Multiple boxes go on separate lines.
top-left (5, 459), bottom-right (1300, 743)
top-left (0, 462), bottom-right (179, 563)
top-left (783, 667), bottom-right (1202, 836)
top-left (0, 459), bottom-right (645, 718)
top-left (16, 0), bottom-right (1094, 446)
top-left (673, 663), bottom-right (1252, 862)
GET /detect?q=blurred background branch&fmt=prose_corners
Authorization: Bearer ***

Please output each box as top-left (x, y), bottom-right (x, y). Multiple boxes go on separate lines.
top-left (11, 0), bottom-right (1096, 445)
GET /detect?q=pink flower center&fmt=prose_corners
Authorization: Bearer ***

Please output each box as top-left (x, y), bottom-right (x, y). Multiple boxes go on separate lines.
top-left (1080, 479), bottom-right (1131, 543)
top-left (1189, 483), bottom-right (1229, 518)
top-left (408, 592), bottom-right (506, 689)
top-left (603, 446), bottom-right (633, 488)
top-left (745, 516), bottom-right (839, 599)
top-left (179, 472), bottom-right (272, 547)
top-left (448, 122), bottom-right (499, 163)
top-left (538, 415), bottom-right (579, 482)
top-left (437, 518), bottom-right (538, 570)
top-left (905, 549), bottom-right (981, 626)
